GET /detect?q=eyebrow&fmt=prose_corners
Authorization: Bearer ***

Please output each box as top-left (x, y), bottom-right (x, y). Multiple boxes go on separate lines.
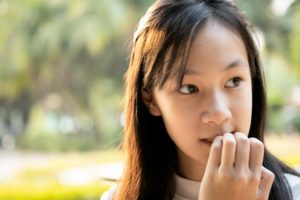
top-left (184, 59), bottom-right (249, 75)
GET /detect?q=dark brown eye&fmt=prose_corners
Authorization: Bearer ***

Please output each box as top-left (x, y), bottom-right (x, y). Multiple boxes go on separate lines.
top-left (225, 77), bottom-right (242, 88)
top-left (179, 84), bottom-right (199, 94)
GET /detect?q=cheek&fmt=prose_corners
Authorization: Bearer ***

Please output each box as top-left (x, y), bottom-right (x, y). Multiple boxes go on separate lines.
top-left (159, 101), bottom-right (189, 129)
top-left (156, 97), bottom-right (197, 139)
top-left (233, 86), bottom-right (252, 135)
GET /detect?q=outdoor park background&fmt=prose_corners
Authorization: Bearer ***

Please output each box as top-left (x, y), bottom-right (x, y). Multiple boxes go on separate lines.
top-left (0, 0), bottom-right (300, 199)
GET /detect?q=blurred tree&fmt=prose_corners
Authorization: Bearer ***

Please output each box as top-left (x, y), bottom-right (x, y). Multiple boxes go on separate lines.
top-left (0, 0), bottom-right (144, 150)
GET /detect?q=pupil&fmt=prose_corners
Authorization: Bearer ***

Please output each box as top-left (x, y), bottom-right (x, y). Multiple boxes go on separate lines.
top-left (233, 78), bottom-right (239, 86)
top-left (188, 85), bottom-right (195, 92)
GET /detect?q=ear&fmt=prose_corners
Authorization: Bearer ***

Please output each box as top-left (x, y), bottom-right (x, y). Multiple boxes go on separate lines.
top-left (141, 89), bottom-right (161, 116)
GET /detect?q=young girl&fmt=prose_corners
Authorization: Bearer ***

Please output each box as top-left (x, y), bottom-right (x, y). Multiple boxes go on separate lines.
top-left (101, 0), bottom-right (300, 199)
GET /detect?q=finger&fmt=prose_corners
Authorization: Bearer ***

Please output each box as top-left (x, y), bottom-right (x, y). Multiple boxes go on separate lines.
top-left (206, 136), bottom-right (223, 173)
top-left (234, 132), bottom-right (250, 170)
top-left (220, 133), bottom-right (236, 170)
top-left (249, 138), bottom-right (264, 174)
top-left (257, 167), bottom-right (275, 200)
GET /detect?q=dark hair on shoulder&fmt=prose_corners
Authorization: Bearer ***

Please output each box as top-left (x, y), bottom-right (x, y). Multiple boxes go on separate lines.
top-left (117, 0), bottom-right (300, 199)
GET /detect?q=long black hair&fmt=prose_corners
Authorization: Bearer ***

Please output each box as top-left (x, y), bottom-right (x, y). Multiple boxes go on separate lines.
top-left (118, 0), bottom-right (300, 199)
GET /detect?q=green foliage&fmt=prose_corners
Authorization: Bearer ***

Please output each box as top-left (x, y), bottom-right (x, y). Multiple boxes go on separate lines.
top-left (290, 4), bottom-right (300, 78)
top-left (0, 0), bottom-right (136, 150)
top-left (264, 53), bottom-right (297, 104)
top-left (291, 113), bottom-right (300, 132)
top-left (267, 106), bottom-right (285, 133)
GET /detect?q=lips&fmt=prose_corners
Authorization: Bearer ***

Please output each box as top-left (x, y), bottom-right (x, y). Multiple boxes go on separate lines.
top-left (201, 131), bottom-right (235, 145)
top-left (201, 138), bottom-right (214, 146)
top-left (201, 135), bottom-right (219, 143)
top-left (202, 138), bottom-right (214, 143)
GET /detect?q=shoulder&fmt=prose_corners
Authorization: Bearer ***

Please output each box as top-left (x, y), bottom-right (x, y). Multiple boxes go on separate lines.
top-left (284, 173), bottom-right (300, 200)
top-left (100, 185), bottom-right (118, 200)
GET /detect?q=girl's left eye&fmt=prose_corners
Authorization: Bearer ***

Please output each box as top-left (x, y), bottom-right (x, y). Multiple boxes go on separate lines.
top-left (225, 77), bottom-right (243, 88)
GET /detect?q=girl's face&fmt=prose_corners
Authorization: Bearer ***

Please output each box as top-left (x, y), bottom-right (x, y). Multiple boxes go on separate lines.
top-left (144, 22), bottom-right (252, 180)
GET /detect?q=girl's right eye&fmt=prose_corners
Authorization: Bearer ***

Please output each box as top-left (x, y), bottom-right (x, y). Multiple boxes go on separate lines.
top-left (179, 84), bottom-right (199, 94)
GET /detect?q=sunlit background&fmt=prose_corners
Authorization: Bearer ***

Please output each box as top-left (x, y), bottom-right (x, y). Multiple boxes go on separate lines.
top-left (0, 0), bottom-right (299, 199)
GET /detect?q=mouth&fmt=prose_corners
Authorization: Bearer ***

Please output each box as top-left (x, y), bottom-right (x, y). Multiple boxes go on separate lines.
top-left (200, 138), bottom-right (214, 146)
top-left (200, 131), bottom-right (235, 145)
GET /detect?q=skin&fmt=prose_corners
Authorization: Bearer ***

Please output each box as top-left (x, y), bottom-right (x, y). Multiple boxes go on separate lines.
top-left (143, 21), bottom-right (274, 199)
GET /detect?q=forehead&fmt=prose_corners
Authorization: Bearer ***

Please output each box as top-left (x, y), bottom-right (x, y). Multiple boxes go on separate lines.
top-left (191, 21), bottom-right (246, 57)
top-left (186, 20), bottom-right (248, 72)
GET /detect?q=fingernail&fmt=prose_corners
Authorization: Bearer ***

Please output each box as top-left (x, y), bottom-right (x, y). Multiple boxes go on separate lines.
top-left (214, 136), bottom-right (223, 145)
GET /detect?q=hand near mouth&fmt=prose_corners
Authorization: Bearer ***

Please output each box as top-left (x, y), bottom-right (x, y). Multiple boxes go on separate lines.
top-left (198, 132), bottom-right (275, 200)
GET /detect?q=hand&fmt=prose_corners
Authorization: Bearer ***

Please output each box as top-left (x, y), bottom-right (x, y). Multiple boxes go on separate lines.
top-left (198, 132), bottom-right (274, 200)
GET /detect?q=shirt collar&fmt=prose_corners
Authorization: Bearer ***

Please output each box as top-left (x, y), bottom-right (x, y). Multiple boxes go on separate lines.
top-left (174, 173), bottom-right (201, 200)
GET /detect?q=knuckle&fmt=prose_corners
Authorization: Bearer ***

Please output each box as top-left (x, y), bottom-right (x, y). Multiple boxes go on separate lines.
top-left (235, 171), bottom-right (249, 184)
top-left (271, 173), bottom-right (275, 181)
top-left (219, 169), bottom-right (234, 181)
top-left (262, 167), bottom-right (276, 181)
top-left (266, 171), bottom-right (275, 183)
top-left (267, 170), bottom-right (275, 179)
top-left (249, 173), bottom-right (260, 184)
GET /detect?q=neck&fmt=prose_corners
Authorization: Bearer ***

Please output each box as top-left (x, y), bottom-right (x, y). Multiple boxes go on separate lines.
top-left (176, 150), bottom-right (206, 181)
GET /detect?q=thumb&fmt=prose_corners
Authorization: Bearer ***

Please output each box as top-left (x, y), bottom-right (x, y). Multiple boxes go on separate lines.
top-left (257, 166), bottom-right (275, 200)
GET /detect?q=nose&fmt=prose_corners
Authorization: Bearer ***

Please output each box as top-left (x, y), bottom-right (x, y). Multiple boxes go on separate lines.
top-left (201, 91), bottom-right (232, 126)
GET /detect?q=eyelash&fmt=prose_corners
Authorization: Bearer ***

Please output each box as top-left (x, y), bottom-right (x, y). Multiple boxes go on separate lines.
top-left (179, 76), bottom-right (243, 95)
